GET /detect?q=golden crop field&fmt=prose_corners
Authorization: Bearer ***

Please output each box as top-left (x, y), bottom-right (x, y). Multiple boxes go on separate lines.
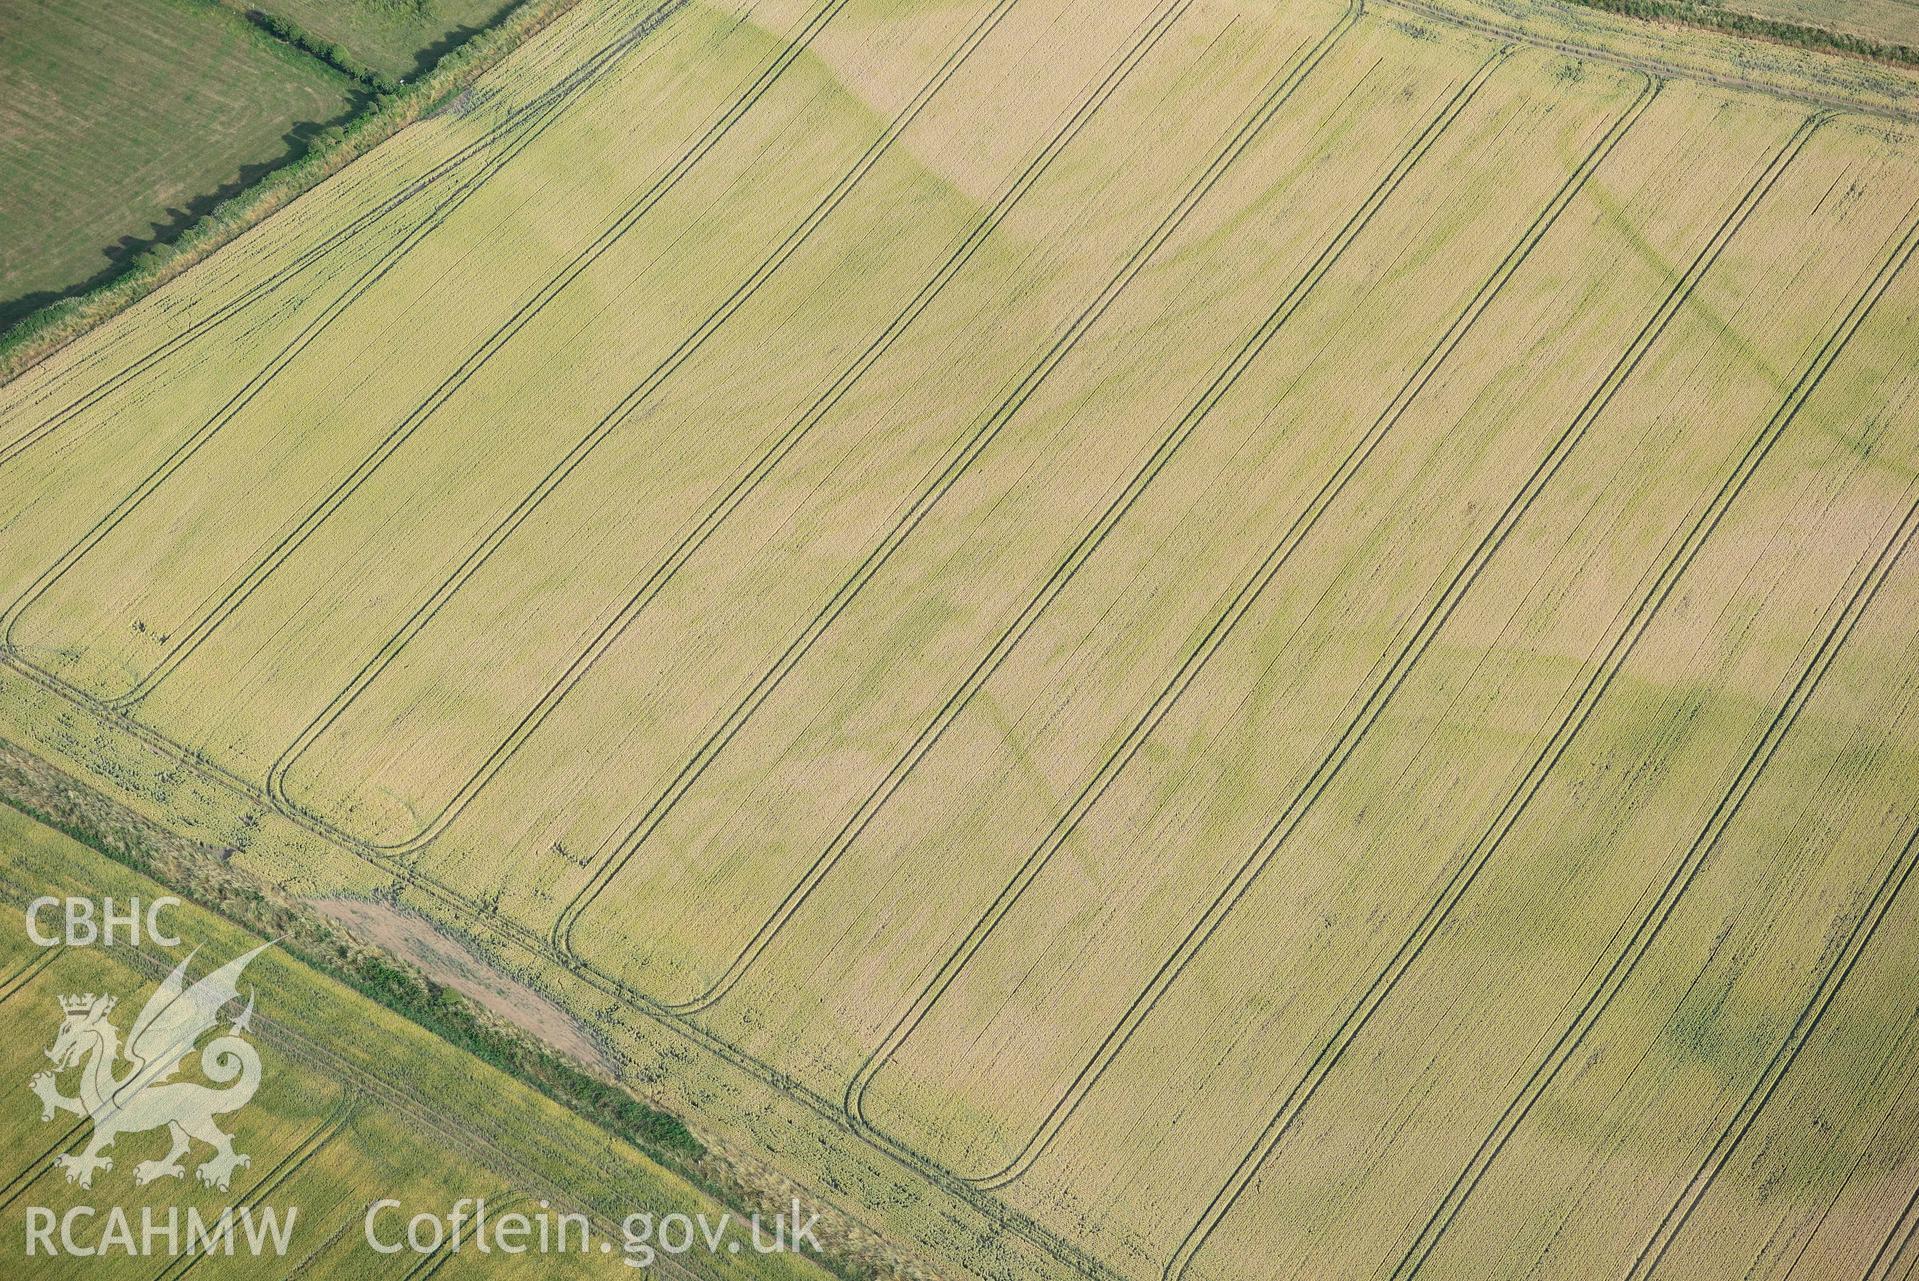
top-left (1, 0), bottom-right (1917, 1277)
top-left (0, 806), bottom-right (830, 1280)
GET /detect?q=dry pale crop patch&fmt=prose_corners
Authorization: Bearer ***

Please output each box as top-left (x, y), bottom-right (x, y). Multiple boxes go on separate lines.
top-left (1, 0), bottom-right (1918, 1277)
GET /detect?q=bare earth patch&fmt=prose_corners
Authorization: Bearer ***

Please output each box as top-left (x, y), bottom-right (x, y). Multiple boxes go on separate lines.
top-left (310, 895), bottom-right (612, 1072)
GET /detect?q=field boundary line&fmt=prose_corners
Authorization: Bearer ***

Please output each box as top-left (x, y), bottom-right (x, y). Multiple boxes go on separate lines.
top-left (0, 641), bottom-right (1150, 1281)
top-left (1162, 186), bottom-right (1919, 1281)
top-left (0, 7), bottom-right (1630, 1276)
top-left (258, 0), bottom-right (1197, 858)
top-left (195, 3), bottom-right (1374, 1273)
top-left (243, 0), bottom-right (1034, 829)
top-left (70, 937), bottom-right (715, 1281)
top-left (0, 0), bottom-right (1153, 1246)
top-left (1388, 485), bottom-right (1919, 1281)
top-left (1378, 0), bottom-right (1919, 124)
top-left (7, 0), bottom-right (855, 709)
top-left (545, 0), bottom-right (1370, 966)
top-left (0, 15), bottom-right (1611, 1272)
top-left (0, 0), bottom-right (682, 448)
top-left (0, 0), bottom-right (614, 428)
top-left (0, 0), bottom-right (690, 473)
top-left (1, 137), bottom-right (530, 644)
top-left (0, 0), bottom-right (713, 656)
top-left (108, 0), bottom-right (881, 712)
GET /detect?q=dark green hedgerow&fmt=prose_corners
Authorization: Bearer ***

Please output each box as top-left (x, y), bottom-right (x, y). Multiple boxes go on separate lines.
top-left (1571, 0), bottom-right (1919, 67)
top-left (0, 0), bottom-right (586, 385)
top-left (237, 5), bottom-right (402, 92)
top-left (0, 777), bottom-right (703, 1163)
top-left (349, 952), bottom-right (703, 1157)
top-left (0, 740), bottom-right (913, 1280)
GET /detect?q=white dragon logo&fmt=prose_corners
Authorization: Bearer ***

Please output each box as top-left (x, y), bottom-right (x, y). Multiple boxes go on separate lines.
top-left (28, 944), bottom-right (270, 1191)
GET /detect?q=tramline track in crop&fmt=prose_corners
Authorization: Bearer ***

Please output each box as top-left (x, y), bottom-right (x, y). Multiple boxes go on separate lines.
top-left (1390, 482), bottom-right (1919, 1281)
top-left (545, 0), bottom-right (1370, 967)
top-left (1164, 194), bottom-right (1919, 1281)
top-left (843, 87), bottom-right (1819, 1205)
top-left (0, 0), bottom-right (691, 465)
top-left (2, 0), bottom-right (860, 686)
top-left (258, 0), bottom-right (1196, 855)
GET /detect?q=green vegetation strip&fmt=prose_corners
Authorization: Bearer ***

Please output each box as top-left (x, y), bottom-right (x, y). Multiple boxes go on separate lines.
top-left (230, 3), bottom-right (401, 92)
top-left (0, 0), bottom-right (584, 386)
top-left (1571, 0), bottom-right (1919, 66)
top-left (0, 739), bottom-right (910, 1281)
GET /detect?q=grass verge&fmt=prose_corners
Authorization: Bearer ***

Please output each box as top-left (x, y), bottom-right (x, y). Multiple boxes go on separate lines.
top-left (0, 736), bottom-right (931, 1280)
top-left (1569, 0), bottom-right (1919, 67)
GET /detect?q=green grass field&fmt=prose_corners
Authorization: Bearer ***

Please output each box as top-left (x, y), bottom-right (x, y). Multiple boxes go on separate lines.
top-left (247, 0), bottom-right (523, 82)
top-left (1719, 0), bottom-right (1919, 48)
top-left (1, 0), bottom-right (1918, 1277)
top-left (0, 0), bottom-right (358, 328)
top-left (0, 804), bottom-right (833, 1279)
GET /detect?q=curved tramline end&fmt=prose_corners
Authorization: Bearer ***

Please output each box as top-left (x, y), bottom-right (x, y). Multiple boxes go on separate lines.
top-left (843, 88), bottom-right (1827, 1200)
top-left (0, 0), bottom-right (848, 706)
top-left (5, 2), bottom-right (1919, 1279)
top-left (646, 59), bottom-right (1660, 1200)
top-left (251, 0), bottom-right (1037, 850)
top-left (664, 41), bottom-right (1610, 1031)
top-left (548, 0), bottom-right (1371, 994)
top-left (837, 35), bottom-right (1522, 1167)
top-left (101, 0), bottom-right (857, 719)
top-left (212, 0), bottom-right (1048, 843)
top-left (1, 101), bottom-right (572, 633)
top-left (241, 0), bottom-right (1198, 883)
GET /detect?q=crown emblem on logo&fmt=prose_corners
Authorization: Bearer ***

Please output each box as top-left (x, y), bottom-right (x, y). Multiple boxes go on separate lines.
top-left (34, 945), bottom-right (271, 1191)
